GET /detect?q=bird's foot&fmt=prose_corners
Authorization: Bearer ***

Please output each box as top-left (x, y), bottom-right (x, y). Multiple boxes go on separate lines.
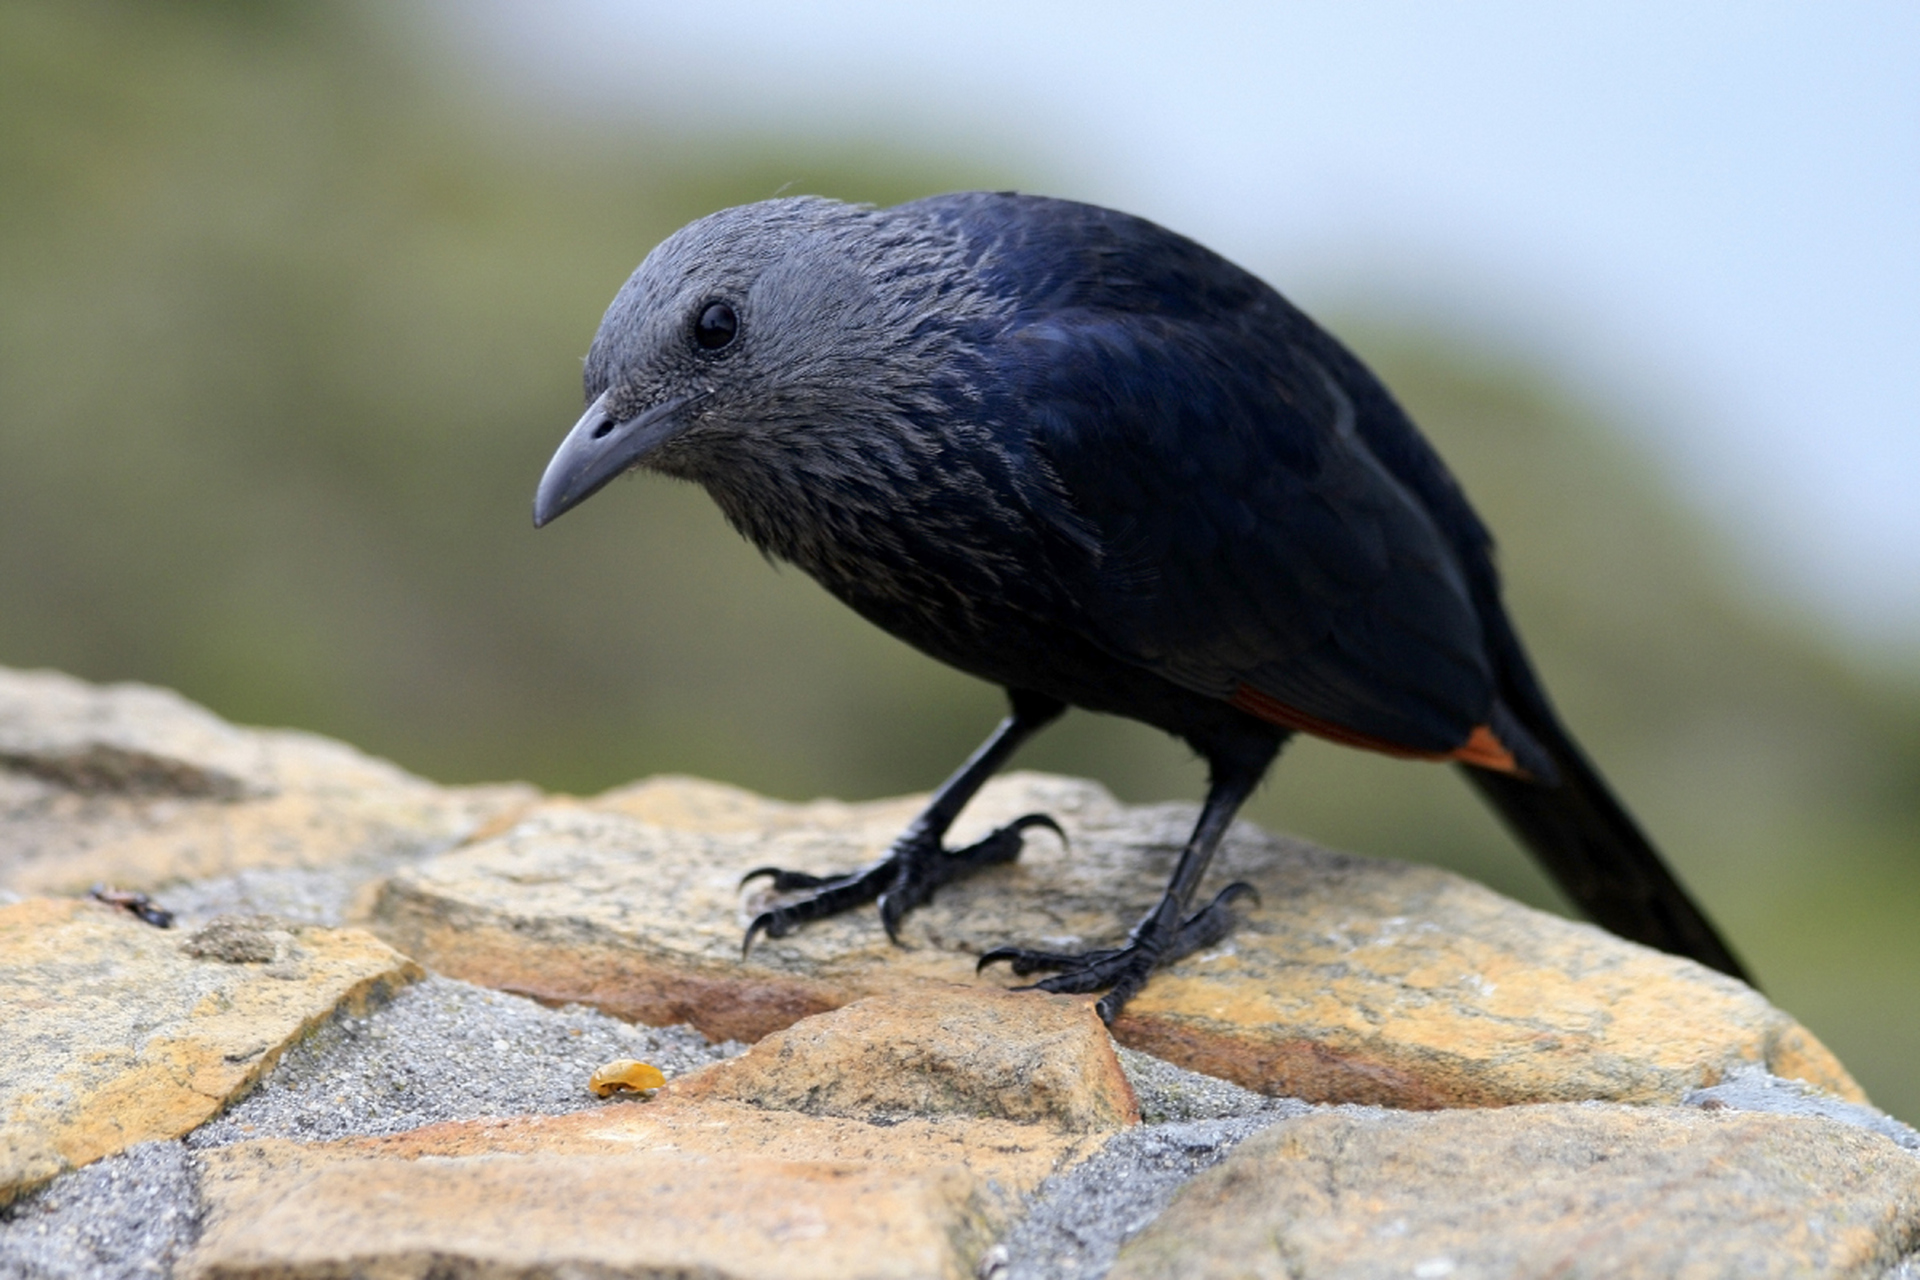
top-left (740, 813), bottom-right (1063, 955)
top-left (978, 882), bottom-right (1258, 1023)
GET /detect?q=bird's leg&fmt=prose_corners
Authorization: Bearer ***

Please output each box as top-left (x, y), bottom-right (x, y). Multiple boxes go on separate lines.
top-left (741, 691), bottom-right (1066, 954)
top-left (979, 759), bottom-right (1266, 1023)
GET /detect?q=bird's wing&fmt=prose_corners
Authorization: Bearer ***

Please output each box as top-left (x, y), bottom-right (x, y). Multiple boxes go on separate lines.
top-left (1004, 305), bottom-right (1502, 759)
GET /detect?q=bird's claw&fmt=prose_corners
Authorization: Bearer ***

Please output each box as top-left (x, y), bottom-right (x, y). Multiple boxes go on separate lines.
top-left (877, 811), bottom-right (1060, 936)
top-left (977, 881), bottom-right (1258, 1022)
top-left (741, 860), bottom-right (893, 958)
top-left (740, 866), bottom-right (840, 892)
top-left (1001, 812), bottom-right (1067, 847)
top-left (741, 812), bottom-right (1065, 956)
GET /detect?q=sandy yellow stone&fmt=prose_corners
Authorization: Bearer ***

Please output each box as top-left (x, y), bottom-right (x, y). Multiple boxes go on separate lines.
top-left (198, 1093), bottom-right (1108, 1218)
top-left (672, 985), bottom-right (1139, 1132)
top-left (0, 666), bottom-right (535, 896)
top-left (1111, 1103), bottom-right (1920, 1278)
top-left (0, 897), bottom-right (420, 1205)
top-left (1109, 860), bottom-right (1863, 1108)
top-left (190, 1145), bottom-right (991, 1280)
top-left (369, 772), bottom-right (1861, 1108)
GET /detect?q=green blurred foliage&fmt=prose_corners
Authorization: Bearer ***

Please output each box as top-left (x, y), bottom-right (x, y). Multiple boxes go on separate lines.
top-left (2, 2), bottom-right (1914, 1119)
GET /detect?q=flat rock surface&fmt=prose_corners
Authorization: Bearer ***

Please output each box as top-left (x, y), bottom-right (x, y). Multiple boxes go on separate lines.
top-left (369, 773), bottom-right (1861, 1109)
top-left (672, 985), bottom-right (1139, 1132)
top-left (1109, 1103), bottom-right (1920, 1279)
top-left (4, 671), bottom-right (1913, 1280)
top-left (186, 989), bottom-right (1132, 1280)
top-left (192, 1148), bottom-right (989, 1280)
top-left (0, 667), bottom-right (534, 898)
top-left (1, 898), bottom-right (419, 1206)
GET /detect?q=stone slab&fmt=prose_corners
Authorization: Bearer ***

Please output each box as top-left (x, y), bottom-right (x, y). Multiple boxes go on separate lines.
top-left (198, 1092), bottom-right (1107, 1219)
top-left (0, 667), bottom-right (536, 897)
top-left (190, 1145), bottom-right (991, 1280)
top-left (0, 897), bottom-right (420, 1205)
top-left (671, 985), bottom-right (1139, 1131)
top-left (1109, 1103), bottom-right (1920, 1279)
top-left (367, 773), bottom-right (1861, 1108)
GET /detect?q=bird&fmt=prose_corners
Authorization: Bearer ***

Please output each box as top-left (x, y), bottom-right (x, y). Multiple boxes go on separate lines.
top-left (533, 191), bottom-right (1749, 1023)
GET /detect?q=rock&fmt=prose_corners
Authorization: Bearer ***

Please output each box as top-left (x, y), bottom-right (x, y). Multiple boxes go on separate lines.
top-left (191, 1090), bottom-right (1110, 1241)
top-left (1, 667), bottom-right (1900, 1277)
top-left (0, 668), bottom-right (272, 799)
top-left (0, 1141), bottom-right (201, 1280)
top-left (1114, 1045), bottom-right (1281, 1124)
top-left (1109, 1103), bottom-right (1920, 1279)
top-left (182, 914), bottom-right (303, 965)
top-left (364, 790), bottom-right (950, 1044)
top-left (0, 896), bottom-right (420, 1206)
top-left (1689, 1062), bottom-right (1920, 1152)
top-left (994, 1113), bottom-right (1302, 1280)
top-left (368, 773), bottom-right (1861, 1108)
top-left (671, 985), bottom-right (1140, 1132)
top-left (219, 1089), bottom-right (1112, 1195)
top-left (190, 1145), bottom-right (991, 1280)
top-left (186, 985), bottom-right (1131, 1280)
top-left (0, 667), bottom-right (536, 899)
top-left (1107, 851), bottom-right (1860, 1110)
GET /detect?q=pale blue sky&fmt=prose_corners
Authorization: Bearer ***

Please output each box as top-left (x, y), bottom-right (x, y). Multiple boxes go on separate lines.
top-left (448, 1), bottom-right (1919, 650)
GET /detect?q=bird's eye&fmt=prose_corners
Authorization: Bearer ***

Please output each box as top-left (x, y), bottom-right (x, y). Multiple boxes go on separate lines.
top-left (693, 301), bottom-right (738, 351)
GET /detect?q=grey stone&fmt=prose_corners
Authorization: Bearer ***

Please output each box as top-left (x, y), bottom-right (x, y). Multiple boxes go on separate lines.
top-left (0, 1143), bottom-right (199, 1280)
top-left (1688, 1062), bottom-right (1919, 1152)
top-left (187, 974), bottom-right (742, 1148)
top-left (179, 916), bottom-right (298, 966)
top-left (994, 1111), bottom-right (1318, 1280)
top-left (1115, 1046), bottom-right (1277, 1124)
top-left (0, 669), bottom-right (270, 801)
top-left (1109, 1103), bottom-right (1920, 1279)
top-left (0, 666), bottom-right (535, 901)
top-left (157, 866), bottom-right (382, 930)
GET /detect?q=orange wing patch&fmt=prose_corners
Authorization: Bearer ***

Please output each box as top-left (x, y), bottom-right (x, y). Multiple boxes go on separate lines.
top-left (1229, 684), bottom-right (1521, 775)
top-left (1451, 724), bottom-right (1518, 773)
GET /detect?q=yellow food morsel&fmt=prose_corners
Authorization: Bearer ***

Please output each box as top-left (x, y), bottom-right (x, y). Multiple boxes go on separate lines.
top-left (588, 1059), bottom-right (666, 1097)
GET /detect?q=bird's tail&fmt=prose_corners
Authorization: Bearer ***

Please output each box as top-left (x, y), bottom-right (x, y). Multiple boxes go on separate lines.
top-left (1458, 719), bottom-right (1751, 984)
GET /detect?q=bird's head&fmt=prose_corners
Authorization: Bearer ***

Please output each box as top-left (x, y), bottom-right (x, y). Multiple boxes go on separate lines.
top-left (534, 197), bottom-right (843, 526)
top-left (532, 195), bottom-right (996, 529)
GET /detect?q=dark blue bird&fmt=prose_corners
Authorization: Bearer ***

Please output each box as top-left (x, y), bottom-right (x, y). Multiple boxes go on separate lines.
top-left (534, 192), bottom-right (1748, 1021)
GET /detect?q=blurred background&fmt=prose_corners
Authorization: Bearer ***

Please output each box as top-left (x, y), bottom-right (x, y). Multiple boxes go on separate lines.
top-left (2, 1), bottom-right (1914, 1117)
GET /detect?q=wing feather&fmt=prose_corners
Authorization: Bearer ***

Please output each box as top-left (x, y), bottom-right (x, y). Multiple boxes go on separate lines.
top-left (1005, 305), bottom-right (1495, 755)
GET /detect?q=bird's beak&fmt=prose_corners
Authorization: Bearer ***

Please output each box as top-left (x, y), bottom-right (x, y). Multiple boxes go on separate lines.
top-left (533, 390), bottom-right (696, 528)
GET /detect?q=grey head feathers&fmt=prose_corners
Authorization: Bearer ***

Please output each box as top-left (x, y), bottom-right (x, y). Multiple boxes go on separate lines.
top-left (581, 196), bottom-right (1033, 611)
